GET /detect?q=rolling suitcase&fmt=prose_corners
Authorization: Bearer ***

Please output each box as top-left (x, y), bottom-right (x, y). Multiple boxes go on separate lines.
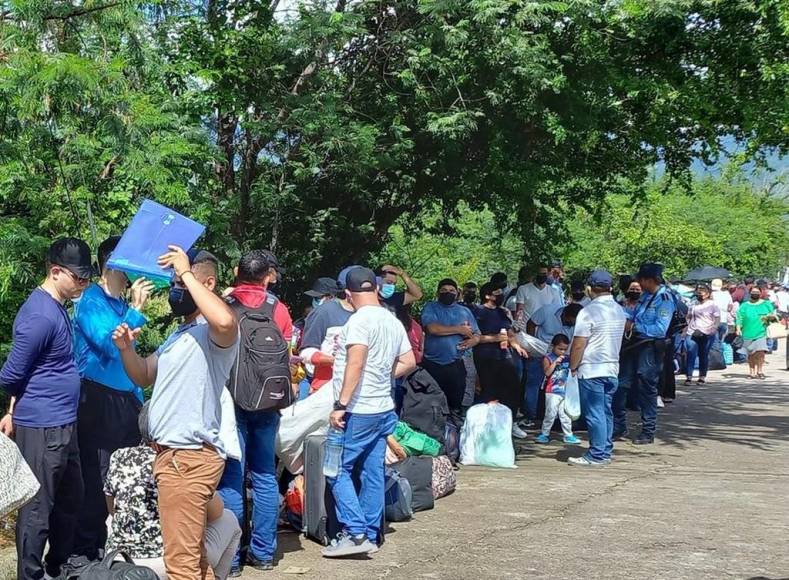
top-left (302, 433), bottom-right (386, 546)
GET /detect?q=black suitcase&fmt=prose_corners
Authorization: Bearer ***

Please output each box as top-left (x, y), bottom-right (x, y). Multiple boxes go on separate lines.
top-left (302, 433), bottom-right (385, 546)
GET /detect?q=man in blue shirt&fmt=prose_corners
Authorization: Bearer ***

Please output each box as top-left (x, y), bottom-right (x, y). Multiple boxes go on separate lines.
top-left (616, 263), bottom-right (676, 445)
top-left (0, 238), bottom-right (92, 579)
top-left (421, 279), bottom-right (480, 425)
top-left (71, 236), bottom-right (154, 560)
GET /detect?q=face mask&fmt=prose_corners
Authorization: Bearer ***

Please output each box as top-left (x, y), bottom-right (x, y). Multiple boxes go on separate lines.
top-left (379, 283), bottom-right (396, 300)
top-left (750, 294), bottom-right (761, 302)
top-left (312, 297), bottom-right (325, 309)
top-left (493, 294), bottom-right (504, 307)
top-left (438, 291), bottom-right (457, 306)
top-left (168, 286), bottom-right (198, 317)
top-left (535, 274), bottom-right (548, 285)
top-left (463, 292), bottom-right (477, 304)
top-left (626, 291), bottom-right (641, 301)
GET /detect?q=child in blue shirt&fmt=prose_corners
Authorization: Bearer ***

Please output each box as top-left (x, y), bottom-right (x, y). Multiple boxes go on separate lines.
top-left (535, 334), bottom-right (580, 444)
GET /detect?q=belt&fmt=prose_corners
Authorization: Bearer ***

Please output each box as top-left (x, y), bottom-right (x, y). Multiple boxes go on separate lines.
top-left (150, 442), bottom-right (217, 455)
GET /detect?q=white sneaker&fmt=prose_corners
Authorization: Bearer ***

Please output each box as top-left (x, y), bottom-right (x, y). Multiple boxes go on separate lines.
top-left (511, 424), bottom-right (528, 439)
top-left (657, 396), bottom-right (665, 408)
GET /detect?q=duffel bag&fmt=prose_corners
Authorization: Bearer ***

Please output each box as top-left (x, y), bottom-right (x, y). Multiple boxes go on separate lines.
top-left (393, 456), bottom-right (434, 512)
top-left (60, 550), bottom-right (158, 580)
top-left (431, 456), bottom-right (456, 499)
top-left (384, 467), bottom-right (413, 522)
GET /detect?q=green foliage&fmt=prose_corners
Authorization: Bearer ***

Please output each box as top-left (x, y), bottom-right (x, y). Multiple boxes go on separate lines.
top-left (564, 177), bottom-right (789, 280)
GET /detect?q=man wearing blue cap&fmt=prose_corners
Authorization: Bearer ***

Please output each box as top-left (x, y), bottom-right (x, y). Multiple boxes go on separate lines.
top-left (616, 262), bottom-right (676, 445)
top-left (567, 270), bottom-right (626, 466)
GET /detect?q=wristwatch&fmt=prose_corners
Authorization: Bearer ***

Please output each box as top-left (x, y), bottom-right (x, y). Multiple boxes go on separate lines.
top-left (333, 401), bottom-right (348, 411)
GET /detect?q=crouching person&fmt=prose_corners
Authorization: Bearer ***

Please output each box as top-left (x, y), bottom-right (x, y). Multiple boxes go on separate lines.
top-left (113, 247), bottom-right (239, 580)
top-left (323, 268), bottom-right (416, 558)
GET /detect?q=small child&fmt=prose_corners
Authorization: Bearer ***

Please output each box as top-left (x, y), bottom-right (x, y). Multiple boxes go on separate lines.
top-left (535, 334), bottom-right (580, 445)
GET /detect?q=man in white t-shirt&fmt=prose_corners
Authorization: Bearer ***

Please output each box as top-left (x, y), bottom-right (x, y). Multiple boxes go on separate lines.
top-left (567, 270), bottom-right (626, 467)
top-left (710, 278), bottom-right (733, 340)
top-left (514, 264), bottom-right (562, 322)
top-left (324, 267), bottom-right (416, 558)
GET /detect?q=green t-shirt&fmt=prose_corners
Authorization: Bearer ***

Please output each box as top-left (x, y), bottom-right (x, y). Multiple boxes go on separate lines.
top-left (736, 300), bottom-right (775, 340)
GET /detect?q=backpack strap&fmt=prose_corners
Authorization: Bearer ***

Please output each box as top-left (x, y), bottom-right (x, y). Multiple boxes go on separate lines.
top-left (227, 293), bottom-right (278, 320)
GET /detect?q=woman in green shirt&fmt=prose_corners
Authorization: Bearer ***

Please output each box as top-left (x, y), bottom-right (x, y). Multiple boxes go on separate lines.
top-left (735, 288), bottom-right (777, 379)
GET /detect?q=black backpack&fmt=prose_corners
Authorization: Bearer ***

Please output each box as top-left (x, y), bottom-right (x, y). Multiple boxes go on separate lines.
top-left (226, 294), bottom-right (293, 412)
top-left (399, 367), bottom-right (449, 444)
top-left (667, 289), bottom-right (689, 338)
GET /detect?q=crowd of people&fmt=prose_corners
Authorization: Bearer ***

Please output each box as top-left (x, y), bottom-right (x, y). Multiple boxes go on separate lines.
top-left (0, 234), bottom-right (786, 579)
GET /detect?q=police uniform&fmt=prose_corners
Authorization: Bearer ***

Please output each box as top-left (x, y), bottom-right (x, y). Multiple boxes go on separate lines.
top-left (614, 285), bottom-right (675, 440)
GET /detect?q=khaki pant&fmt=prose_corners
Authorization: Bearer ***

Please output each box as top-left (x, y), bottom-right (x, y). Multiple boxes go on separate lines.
top-left (154, 446), bottom-right (224, 580)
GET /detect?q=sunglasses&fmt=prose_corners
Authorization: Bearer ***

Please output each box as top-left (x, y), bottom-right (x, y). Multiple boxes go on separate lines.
top-left (58, 266), bottom-right (90, 285)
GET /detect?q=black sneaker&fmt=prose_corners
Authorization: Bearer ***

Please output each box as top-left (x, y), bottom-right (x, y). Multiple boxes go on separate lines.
top-left (228, 564), bottom-right (243, 577)
top-left (612, 430), bottom-right (629, 441)
top-left (247, 557), bottom-right (274, 571)
top-left (634, 435), bottom-right (654, 445)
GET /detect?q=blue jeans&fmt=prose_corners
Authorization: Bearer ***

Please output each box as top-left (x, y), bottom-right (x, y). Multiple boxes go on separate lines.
top-left (685, 334), bottom-right (714, 377)
top-left (579, 377), bottom-right (618, 462)
top-left (327, 411), bottom-right (398, 542)
top-left (523, 356), bottom-right (544, 421)
top-left (618, 341), bottom-right (663, 438)
top-left (218, 409), bottom-right (280, 565)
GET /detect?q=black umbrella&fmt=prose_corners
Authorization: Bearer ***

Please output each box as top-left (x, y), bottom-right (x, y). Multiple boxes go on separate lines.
top-left (684, 265), bottom-right (732, 281)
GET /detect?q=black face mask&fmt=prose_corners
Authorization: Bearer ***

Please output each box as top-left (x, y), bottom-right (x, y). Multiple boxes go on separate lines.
top-left (463, 292), bottom-right (477, 304)
top-left (571, 292), bottom-right (585, 301)
top-left (535, 274), bottom-right (548, 285)
top-left (168, 286), bottom-right (198, 317)
top-left (438, 291), bottom-right (457, 306)
top-left (750, 294), bottom-right (761, 302)
top-left (626, 291), bottom-right (641, 301)
top-left (493, 294), bottom-right (504, 307)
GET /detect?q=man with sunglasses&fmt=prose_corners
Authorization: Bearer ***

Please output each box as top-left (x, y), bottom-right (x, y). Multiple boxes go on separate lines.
top-left (0, 237), bottom-right (93, 579)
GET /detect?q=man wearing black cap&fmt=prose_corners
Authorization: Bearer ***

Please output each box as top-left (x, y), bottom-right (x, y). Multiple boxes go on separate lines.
top-left (113, 245), bottom-right (239, 580)
top-left (1, 237), bottom-right (92, 579)
top-left (616, 262), bottom-right (676, 445)
top-left (323, 267), bottom-right (416, 558)
top-left (217, 249), bottom-right (293, 574)
top-left (300, 276), bottom-right (353, 393)
top-left (567, 270), bottom-right (626, 467)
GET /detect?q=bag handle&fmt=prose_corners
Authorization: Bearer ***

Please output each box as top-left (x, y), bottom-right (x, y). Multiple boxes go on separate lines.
top-left (101, 549), bottom-right (136, 566)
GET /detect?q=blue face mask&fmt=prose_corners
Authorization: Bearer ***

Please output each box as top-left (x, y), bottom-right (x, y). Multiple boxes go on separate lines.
top-left (312, 297), bottom-right (325, 309)
top-left (380, 283), bottom-right (396, 300)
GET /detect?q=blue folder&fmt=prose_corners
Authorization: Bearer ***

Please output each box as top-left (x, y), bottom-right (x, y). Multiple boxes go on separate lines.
top-left (107, 199), bottom-right (205, 287)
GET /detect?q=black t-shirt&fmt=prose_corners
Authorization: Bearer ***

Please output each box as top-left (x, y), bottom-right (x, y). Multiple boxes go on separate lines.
top-left (381, 291), bottom-right (406, 313)
top-left (474, 306), bottom-right (513, 360)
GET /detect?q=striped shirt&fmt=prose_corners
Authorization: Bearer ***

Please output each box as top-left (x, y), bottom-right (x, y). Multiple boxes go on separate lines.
top-left (572, 295), bottom-right (627, 379)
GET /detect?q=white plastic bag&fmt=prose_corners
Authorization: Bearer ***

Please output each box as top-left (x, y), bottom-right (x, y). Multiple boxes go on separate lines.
top-left (564, 374), bottom-right (581, 420)
top-left (515, 331), bottom-right (549, 358)
top-left (460, 403), bottom-right (516, 469)
top-left (276, 384), bottom-right (334, 474)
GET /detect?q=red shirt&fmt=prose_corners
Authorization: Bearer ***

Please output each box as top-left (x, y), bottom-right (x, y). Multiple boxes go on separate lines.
top-left (407, 320), bottom-right (424, 364)
top-left (229, 284), bottom-right (293, 341)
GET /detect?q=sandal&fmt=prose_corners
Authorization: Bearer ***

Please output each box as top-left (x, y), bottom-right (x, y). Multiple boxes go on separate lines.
top-left (697, 378), bottom-right (706, 384)
top-left (757, 373), bottom-right (766, 380)
top-left (684, 379), bottom-right (693, 386)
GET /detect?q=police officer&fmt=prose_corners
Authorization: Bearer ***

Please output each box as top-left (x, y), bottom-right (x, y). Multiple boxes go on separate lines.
top-left (615, 263), bottom-right (675, 445)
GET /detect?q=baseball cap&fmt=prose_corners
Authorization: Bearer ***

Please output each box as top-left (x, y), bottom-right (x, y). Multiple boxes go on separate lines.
top-left (305, 277), bottom-right (342, 298)
top-left (186, 248), bottom-right (218, 267)
top-left (587, 269), bottom-right (613, 289)
top-left (47, 237), bottom-right (93, 279)
top-left (345, 267), bottom-right (378, 293)
top-left (337, 265), bottom-right (363, 289)
top-left (636, 262), bottom-right (664, 281)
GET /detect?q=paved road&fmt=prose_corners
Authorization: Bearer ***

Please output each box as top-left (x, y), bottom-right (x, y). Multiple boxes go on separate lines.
top-left (254, 349), bottom-right (789, 580)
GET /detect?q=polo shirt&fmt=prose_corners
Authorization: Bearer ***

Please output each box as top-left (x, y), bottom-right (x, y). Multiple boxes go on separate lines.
top-left (572, 295), bottom-right (626, 380)
top-left (421, 301), bottom-right (480, 365)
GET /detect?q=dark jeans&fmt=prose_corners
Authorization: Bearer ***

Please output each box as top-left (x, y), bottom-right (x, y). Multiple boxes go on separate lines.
top-left (74, 380), bottom-right (141, 559)
top-left (422, 359), bottom-right (466, 426)
top-left (522, 356), bottom-right (544, 421)
top-left (474, 353), bottom-right (523, 419)
top-left (15, 423), bottom-right (84, 580)
top-left (218, 409), bottom-right (280, 565)
top-left (685, 334), bottom-right (715, 377)
top-left (618, 340), bottom-right (665, 438)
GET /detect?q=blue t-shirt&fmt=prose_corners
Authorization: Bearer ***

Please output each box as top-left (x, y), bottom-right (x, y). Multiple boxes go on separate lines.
top-left (473, 306), bottom-right (512, 360)
top-left (0, 288), bottom-right (81, 427)
top-left (530, 304), bottom-right (576, 344)
top-left (421, 301), bottom-right (480, 365)
top-left (544, 352), bottom-right (570, 395)
top-left (73, 283), bottom-right (147, 401)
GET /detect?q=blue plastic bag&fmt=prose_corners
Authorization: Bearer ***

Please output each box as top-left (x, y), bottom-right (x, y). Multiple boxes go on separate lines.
top-left (107, 199), bottom-right (205, 287)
